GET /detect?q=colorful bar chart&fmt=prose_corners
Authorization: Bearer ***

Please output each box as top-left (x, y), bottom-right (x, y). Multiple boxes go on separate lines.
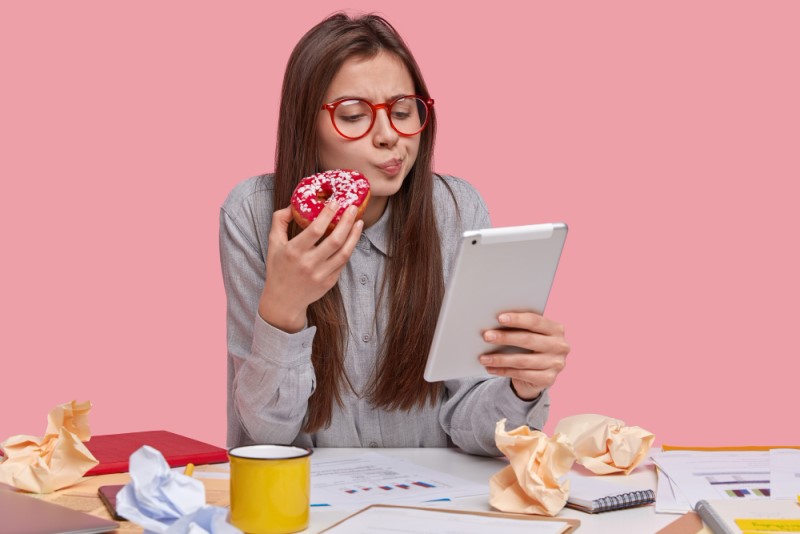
top-left (341, 481), bottom-right (438, 494)
top-left (725, 488), bottom-right (770, 498)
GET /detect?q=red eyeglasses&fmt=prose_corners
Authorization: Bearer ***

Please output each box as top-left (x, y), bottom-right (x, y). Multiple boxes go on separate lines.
top-left (321, 95), bottom-right (434, 140)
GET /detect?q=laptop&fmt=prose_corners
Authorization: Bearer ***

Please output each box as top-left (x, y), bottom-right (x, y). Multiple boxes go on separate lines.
top-left (0, 487), bottom-right (119, 534)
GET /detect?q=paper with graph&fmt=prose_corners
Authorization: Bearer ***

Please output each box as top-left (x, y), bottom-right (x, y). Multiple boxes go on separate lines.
top-left (309, 452), bottom-right (488, 508)
top-left (651, 450), bottom-right (772, 506)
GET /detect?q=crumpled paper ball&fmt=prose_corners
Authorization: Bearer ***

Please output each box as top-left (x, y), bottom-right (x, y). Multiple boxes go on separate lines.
top-left (489, 419), bottom-right (576, 516)
top-left (116, 445), bottom-right (241, 534)
top-left (554, 414), bottom-right (654, 475)
top-left (0, 400), bottom-right (98, 493)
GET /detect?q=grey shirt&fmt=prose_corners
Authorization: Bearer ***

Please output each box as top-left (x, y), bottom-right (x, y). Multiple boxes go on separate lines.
top-left (220, 174), bottom-right (549, 456)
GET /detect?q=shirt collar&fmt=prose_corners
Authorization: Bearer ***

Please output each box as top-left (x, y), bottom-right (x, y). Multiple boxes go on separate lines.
top-left (362, 199), bottom-right (392, 257)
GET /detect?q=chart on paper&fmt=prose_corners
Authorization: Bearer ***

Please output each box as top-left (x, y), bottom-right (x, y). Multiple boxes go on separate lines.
top-left (651, 451), bottom-right (773, 506)
top-left (310, 452), bottom-right (488, 508)
top-left (343, 480), bottom-right (438, 494)
top-left (700, 472), bottom-right (771, 498)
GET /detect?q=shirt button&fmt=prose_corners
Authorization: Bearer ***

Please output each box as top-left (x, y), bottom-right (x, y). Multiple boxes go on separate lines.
top-left (369, 441), bottom-right (378, 448)
top-left (362, 334), bottom-right (370, 342)
top-left (359, 274), bottom-right (368, 285)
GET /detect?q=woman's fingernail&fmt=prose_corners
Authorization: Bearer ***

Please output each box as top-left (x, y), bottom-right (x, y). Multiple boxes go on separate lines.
top-left (498, 314), bottom-right (510, 324)
top-left (348, 205), bottom-right (357, 215)
top-left (479, 356), bottom-right (492, 364)
top-left (484, 331), bottom-right (497, 342)
top-left (328, 199), bottom-right (339, 211)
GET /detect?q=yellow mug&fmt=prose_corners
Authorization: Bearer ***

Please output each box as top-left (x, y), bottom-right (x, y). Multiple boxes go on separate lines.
top-left (228, 445), bottom-right (313, 534)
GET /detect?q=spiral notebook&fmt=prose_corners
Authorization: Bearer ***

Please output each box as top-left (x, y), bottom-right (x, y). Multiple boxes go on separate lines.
top-left (565, 473), bottom-right (656, 514)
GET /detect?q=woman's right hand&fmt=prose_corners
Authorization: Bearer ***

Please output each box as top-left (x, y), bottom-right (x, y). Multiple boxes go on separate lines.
top-left (258, 200), bottom-right (363, 333)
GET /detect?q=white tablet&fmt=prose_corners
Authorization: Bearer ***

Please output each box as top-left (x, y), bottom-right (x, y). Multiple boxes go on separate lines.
top-left (423, 223), bottom-right (568, 382)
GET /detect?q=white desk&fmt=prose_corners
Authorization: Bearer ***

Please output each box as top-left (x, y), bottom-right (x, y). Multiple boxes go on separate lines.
top-left (307, 448), bottom-right (679, 533)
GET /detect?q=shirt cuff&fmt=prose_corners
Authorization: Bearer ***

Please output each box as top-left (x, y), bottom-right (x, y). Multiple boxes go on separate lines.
top-left (251, 314), bottom-right (316, 367)
top-left (509, 380), bottom-right (544, 403)
top-left (494, 378), bottom-right (548, 427)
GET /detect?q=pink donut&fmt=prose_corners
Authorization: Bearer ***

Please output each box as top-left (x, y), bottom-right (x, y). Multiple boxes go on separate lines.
top-left (290, 169), bottom-right (371, 234)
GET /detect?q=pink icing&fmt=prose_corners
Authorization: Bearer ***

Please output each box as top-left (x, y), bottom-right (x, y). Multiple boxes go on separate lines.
top-left (291, 169), bottom-right (370, 223)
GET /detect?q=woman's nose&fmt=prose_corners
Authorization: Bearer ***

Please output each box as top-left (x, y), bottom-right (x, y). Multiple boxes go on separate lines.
top-left (372, 109), bottom-right (399, 148)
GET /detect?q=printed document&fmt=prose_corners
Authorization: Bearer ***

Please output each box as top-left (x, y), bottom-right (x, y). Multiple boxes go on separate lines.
top-left (651, 451), bottom-right (771, 506)
top-left (184, 452), bottom-right (488, 508)
top-left (770, 448), bottom-right (800, 499)
top-left (310, 452), bottom-right (488, 508)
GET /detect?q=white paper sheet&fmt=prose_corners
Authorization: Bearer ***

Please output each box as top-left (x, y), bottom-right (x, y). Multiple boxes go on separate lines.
top-left (770, 448), bottom-right (800, 499)
top-left (178, 453), bottom-right (489, 509)
top-left (651, 451), bottom-right (771, 507)
top-left (654, 467), bottom-right (693, 514)
top-left (310, 453), bottom-right (488, 509)
top-left (321, 506), bottom-right (571, 534)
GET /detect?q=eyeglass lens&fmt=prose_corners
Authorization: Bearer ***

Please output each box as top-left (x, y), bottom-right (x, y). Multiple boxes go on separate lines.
top-left (333, 97), bottom-right (428, 138)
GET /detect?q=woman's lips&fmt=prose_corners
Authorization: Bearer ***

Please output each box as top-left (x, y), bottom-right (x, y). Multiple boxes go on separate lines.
top-left (376, 159), bottom-right (403, 176)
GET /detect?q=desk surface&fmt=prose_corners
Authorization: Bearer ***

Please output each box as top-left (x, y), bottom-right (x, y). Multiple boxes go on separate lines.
top-left (307, 448), bottom-right (678, 533)
top-left (51, 447), bottom-right (680, 533)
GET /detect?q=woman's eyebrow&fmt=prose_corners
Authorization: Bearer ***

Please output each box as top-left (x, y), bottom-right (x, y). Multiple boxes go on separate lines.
top-left (327, 95), bottom-right (365, 102)
top-left (327, 93), bottom-right (411, 103)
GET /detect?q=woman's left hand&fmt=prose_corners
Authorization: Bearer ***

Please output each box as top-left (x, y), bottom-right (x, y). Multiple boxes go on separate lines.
top-left (478, 312), bottom-right (570, 401)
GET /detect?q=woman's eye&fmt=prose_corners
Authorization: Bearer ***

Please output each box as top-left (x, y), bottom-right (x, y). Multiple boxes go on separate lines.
top-left (340, 114), bottom-right (368, 122)
top-left (392, 111), bottom-right (412, 120)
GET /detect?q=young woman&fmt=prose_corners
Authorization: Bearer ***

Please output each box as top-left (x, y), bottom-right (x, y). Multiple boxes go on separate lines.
top-left (219, 13), bottom-right (570, 456)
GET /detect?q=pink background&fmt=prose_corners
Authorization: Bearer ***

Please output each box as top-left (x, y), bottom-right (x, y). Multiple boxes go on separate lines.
top-left (2, 1), bottom-right (798, 448)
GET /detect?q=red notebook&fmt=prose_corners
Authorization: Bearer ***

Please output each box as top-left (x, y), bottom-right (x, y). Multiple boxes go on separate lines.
top-left (83, 430), bottom-right (229, 476)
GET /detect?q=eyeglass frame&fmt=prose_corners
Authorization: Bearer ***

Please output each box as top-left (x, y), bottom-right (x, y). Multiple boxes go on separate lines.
top-left (320, 95), bottom-right (435, 140)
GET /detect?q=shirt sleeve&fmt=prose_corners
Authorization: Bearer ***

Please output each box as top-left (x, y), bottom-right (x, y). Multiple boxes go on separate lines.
top-left (440, 378), bottom-right (550, 456)
top-left (219, 205), bottom-right (316, 446)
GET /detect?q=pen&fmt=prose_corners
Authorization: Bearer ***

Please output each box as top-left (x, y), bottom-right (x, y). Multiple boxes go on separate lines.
top-left (184, 463), bottom-right (195, 477)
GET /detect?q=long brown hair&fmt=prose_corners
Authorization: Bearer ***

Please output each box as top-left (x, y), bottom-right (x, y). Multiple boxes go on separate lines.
top-left (274, 13), bottom-right (443, 432)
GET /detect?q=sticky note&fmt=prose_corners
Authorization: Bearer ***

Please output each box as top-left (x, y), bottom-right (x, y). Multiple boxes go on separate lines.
top-left (735, 518), bottom-right (800, 532)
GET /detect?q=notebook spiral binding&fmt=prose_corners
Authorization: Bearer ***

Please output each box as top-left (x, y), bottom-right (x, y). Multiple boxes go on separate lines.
top-left (593, 489), bottom-right (656, 513)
